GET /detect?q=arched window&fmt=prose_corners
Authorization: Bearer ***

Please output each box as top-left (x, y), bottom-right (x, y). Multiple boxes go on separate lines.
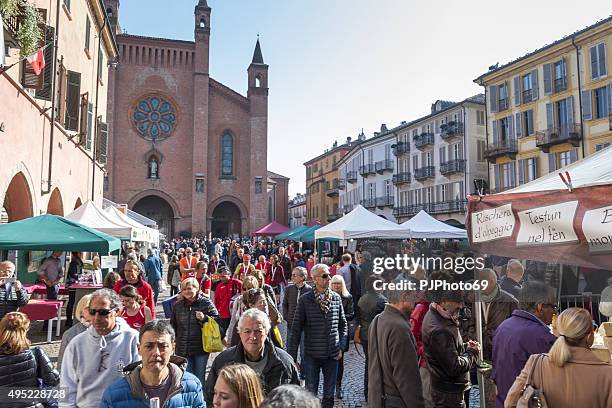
top-left (148, 156), bottom-right (159, 179)
top-left (106, 8), bottom-right (113, 17)
top-left (199, 18), bottom-right (206, 28)
top-left (255, 75), bottom-right (262, 88)
top-left (221, 132), bottom-right (233, 176)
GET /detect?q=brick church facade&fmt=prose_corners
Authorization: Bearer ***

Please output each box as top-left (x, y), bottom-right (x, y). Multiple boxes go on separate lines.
top-left (104, 0), bottom-right (288, 237)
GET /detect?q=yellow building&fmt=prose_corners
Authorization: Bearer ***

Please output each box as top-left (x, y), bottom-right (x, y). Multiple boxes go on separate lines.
top-left (304, 138), bottom-right (357, 225)
top-left (475, 16), bottom-right (611, 192)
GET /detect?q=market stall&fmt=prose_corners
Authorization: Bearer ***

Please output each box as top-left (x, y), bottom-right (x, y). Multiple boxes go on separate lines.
top-left (252, 221), bottom-right (290, 237)
top-left (315, 205), bottom-right (409, 240)
top-left (65, 200), bottom-right (135, 241)
top-left (19, 299), bottom-right (63, 343)
top-left (104, 205), bottom-right (155, 244)
top-left (400, 210), bottom-right (467, 239)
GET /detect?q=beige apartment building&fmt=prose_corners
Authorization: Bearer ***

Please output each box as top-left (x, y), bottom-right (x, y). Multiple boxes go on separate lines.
top-left (475, 16), bottom-right (612, 192)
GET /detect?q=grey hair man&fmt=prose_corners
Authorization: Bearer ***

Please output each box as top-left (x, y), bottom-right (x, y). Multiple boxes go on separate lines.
top-left (60, 289), bottom-right (140, 408)
top-left (0, 260), bottom-right (29, 320)
top-left (288, 264), bottom-right (347, 408)
top-left (101, 320), bottom-right (205, 407)
top-left (204, 308), bottom-right (299, 405)
top-left (259, 384), bottom-right (321, 408)
top-left (499, 259), bottom-right (524, 297)
top-left (369, 277), bottom-right (425, 408)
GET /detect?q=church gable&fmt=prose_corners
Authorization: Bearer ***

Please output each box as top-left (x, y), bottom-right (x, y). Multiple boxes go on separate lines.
top-left (210, 79), bottom-right (249, 111)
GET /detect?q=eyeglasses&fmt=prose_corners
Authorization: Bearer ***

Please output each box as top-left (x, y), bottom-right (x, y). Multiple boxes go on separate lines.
top-left (89, 308), bottom-right (116, 316)
top-left (542, 304), bottom-right (559, 312)
top-left (318, 274), bottom-right (331, 279)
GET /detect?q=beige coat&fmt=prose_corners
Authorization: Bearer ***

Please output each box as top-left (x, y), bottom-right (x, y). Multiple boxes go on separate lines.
top-left (505, 346), bottom-right (612, 408)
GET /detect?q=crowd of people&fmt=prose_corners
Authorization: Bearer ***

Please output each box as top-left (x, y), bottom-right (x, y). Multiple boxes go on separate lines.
top-left (0, 236), bottom-right (611, 407)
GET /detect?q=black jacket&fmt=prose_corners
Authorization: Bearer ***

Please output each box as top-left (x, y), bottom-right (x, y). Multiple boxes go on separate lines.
top-left (170, 293), bottom-right (220, 357)
top-left (340, 293), bottom-right (355, 322)
top-left (288, 289), bottom-right (348, 361)
top-left (279, 255), bottom-right (293, 281)
top-left (282, 283), bottom-right (312, 329)
top-left (421, 305), bottom-right (478, 393)
top-left (0, 283), bottom-right (29, 320)
top-left (0, 348), bottom-right (60, 408)
top-left (357, 291), bottom-right (387, 336)
top-left (204, 339), bottom-right (299, 405)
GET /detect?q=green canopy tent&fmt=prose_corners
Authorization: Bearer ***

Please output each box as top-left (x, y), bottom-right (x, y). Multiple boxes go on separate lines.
top-left (0, 214), bottom-right (121, 253)
top-left (274, 225), bottom-right (310, 241)
top-left (294, 225), bottom-right (326, 243)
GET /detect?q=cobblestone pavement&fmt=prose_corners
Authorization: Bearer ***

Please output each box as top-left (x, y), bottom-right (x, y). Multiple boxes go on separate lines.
top-left (29, 272), bottom-right (370, 407)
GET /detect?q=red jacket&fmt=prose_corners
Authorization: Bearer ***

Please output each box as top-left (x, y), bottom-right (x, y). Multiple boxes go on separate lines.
top-left (213, 278), bottom-right (242, 319)
top-left (410, 301), bottom-right (429, 368)
top-left (264, 263), bottom-right (286, 287)
top-left (114, 277), bottom-right (156, 319)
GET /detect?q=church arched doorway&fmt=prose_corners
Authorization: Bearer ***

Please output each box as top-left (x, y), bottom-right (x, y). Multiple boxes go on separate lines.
top-left (211, 201), bottom-right (242, 238)
top-left (46, 188), bottom-right (64, 216)
top-left (132, 195), bottom-right (175, 237)
top-left (2, 172), bottom-right (34, 223)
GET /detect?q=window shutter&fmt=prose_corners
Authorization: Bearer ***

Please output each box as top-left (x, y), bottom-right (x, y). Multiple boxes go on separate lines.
top-left (508, 114), bottom-right (515, 139)
top-left (493, 165), bottom-right (501, 192)
top-left (513, 76), bottom-right (521, 106)
top-left (518, 159), bottom-right (525, 185)
top-left (35, 26), bottom-right (55, 101)
top-left (548, 153), bottom-right (556, 172)
top-left (489, 85), bottom-right (498, 113)
top-left (546, 103), bottom-right (554, 129)
top-left (458, 142), bottom-right (464, 160)
top-left (78, 92), bottom-right (88, 145)
top-left (515, 112), bottom-right (523, 138)
top-left (439, 146), bottom-right (445, 164)
top-left (570, 149), bottom-right (578, 164)
top-left (65, 71), bottom-right (81, 131)
top-left (435, 119), bottom-right (440, 133)
top-left (492, 120), bottom-right (498, 144)
top-left (608, 83), bottom-right (612, 115)
top-left (543, 63), bottom-right (552, 95)
top-left (531, 69), bottom-right (539, 100)
top-left (599, 43), bottom-right (607, 77)
top-left (527, 110), bottom-right (534, 135)
top-left (21, 59), bottom-right (44, 90)
top-left (86, 102), bottom-right (93, 150)
top-left (590, 45), bottom-right (599, 80)
top-left (96, 118), bottom-right (109, 164)
top-left (566, 96), bottom-right (574, 125)
top-left (582, 90), bottom-right (592, 120)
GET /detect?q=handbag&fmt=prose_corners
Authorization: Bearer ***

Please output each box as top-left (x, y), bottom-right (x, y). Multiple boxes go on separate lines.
top-left (202, 316), bottom-right (224, 353)
top-left (516, 354), bottom-right (549, 408)
top-left (354, 324), bottom-right (362, 344)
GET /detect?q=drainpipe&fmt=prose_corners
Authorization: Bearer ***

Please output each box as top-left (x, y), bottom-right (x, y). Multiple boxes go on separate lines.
top-left (483, 85), bottom-right (490, 193)
top-left (91, 11), bottom-right (109, 200)
top-left (463, 106), bottom-right (468, 202)
top-left (393, 131), bottom-right (399, 216)
top-left (42, 0), bottom-right (62, 195)
top-left (572, 35), bottom-right (586, 159)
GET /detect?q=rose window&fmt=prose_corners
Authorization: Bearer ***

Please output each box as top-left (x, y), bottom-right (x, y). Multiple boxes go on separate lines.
top-left (131, 95), bottom-right (177, 141)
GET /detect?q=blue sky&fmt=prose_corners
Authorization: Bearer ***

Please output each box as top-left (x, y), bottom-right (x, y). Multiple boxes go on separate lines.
top-left (119, 1), bottom-right (612, 197)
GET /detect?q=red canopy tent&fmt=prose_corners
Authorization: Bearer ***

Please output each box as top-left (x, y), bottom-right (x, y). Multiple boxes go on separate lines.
top-left (467, 146), bottom-right (612, 269)
top-left (252, 221), bottom-right (290, 237)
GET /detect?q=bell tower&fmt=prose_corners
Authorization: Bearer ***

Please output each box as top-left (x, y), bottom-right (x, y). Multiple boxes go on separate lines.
top-left (104, 0), bottom-right (121, 34)
top-left (194, 0), bottom-right (211, 75)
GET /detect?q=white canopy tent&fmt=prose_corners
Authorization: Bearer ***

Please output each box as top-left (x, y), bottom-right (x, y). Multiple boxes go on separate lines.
top-left (65, 200), bottom-right (134, 240)
top-left (400, 210), bottom-right (467, 239)
top-left (105, 206), bottom-right (160, 246)
top-left (315, 205), bottom-right (409, 240)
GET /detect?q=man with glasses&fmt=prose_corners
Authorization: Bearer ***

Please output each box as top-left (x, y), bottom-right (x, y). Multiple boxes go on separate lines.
top-left (288, 264), bottom-right (347, 408)
top-left (492, 280), bottom-right (557, 408)
top-left (114, 260), bottom-right (156, 319)
top-left (204, 308), bottom-right (299, 406)
top-left (0, 260), bottom-right (29, 320)
top-left (60, 288), bottom-right (140, 408)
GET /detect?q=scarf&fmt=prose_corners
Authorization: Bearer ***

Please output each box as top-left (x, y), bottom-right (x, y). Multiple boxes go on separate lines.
top-left (314, 287), bottom-right (333, 314)
top-left (431, 302), bottom-right (459, 325)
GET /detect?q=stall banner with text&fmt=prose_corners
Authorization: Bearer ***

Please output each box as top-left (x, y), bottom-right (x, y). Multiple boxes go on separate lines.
top-left (467, 185), bottom-right (612, 269)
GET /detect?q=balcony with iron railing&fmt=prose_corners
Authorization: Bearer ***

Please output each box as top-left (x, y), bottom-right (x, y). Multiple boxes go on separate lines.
top-left (394, 203), bottom-right (433, 218)
top-left (325, 179), bottom-right (346, 197)
top-left (554, 77), bottom-right (567, 93)
top-left (375, 159), bottom-right (394, 174)
top-left (440, 159), bottom-right (466, 175)
top-left (360, 198), bottom-right (377, 209)
top-left (392, 141), bottom-right (410, 156)
top-left (522, 89), bottom-right (533, 103)
top-left (346, 170), bottom-right (358, 184)
top-left (376, 196), bottom-right (395, 208)
top-left (484, 139), bottom-right (518, 163)
top-left (392, 172), bottom-right (411, 186)
top-left (430, 199), bottom-right (468, 214)
top-left (536, 123), bottom-right (581, 153)
top-left (327, 210), bottom-right (342, 222)
top-left (343, 204), bottom-right (354, 214)
top-left (359, 163), bottom-right (376, 177)
top-left (440, 122), bottom-right (464, 141)
top-left (414, 166), bottom-right (435, 181)
top-left (414, 132), bottom-right (435, 149)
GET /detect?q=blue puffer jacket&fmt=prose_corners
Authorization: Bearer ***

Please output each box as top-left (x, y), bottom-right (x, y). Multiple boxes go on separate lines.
top-left (100, 356), bottom-right (205, 408)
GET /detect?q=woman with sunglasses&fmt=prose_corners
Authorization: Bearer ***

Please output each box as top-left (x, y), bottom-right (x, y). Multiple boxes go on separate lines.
top-left (119, 285), bottom-right (153, 330)
top-left (171, 277), bottom-right (221, 383)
